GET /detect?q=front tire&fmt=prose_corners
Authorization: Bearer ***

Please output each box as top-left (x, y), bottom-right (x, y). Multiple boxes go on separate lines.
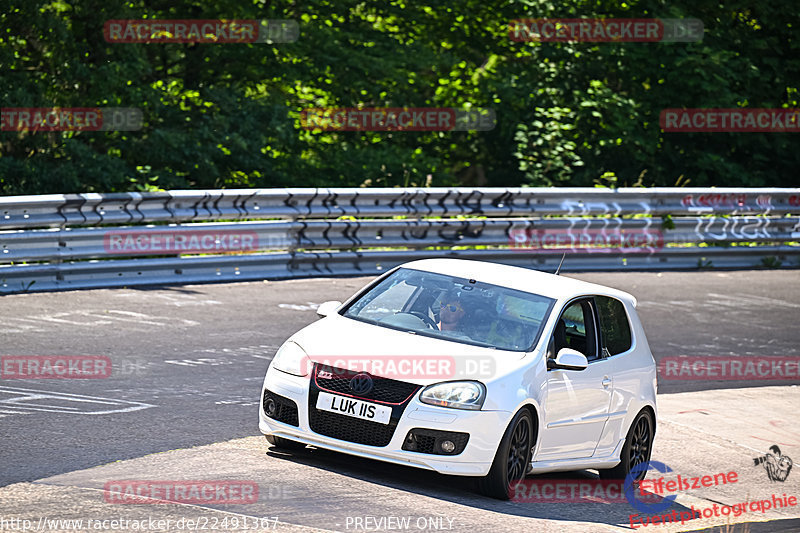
top-left (477, 409), bottom-right (534, 500)
top-left (599, 410), bottom-right (654, 481)
top-left (265, 435), bottom-right (307, 450)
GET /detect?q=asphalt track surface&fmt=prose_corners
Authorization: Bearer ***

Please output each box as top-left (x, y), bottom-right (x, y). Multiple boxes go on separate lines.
top-left (1, 269), bottom-right (799, 532)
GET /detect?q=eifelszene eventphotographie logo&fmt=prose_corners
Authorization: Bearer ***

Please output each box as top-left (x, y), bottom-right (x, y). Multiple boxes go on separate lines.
top-left (753, 445), bottom-right (793, 482)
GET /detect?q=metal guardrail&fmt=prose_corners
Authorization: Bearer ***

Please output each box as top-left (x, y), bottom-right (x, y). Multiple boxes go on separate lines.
top-left (3, 217), bottom-right (799, 263)
top-left (3, 187), bottom-right (799, 229)
top-left (1, 187), bottom-right (799, 294)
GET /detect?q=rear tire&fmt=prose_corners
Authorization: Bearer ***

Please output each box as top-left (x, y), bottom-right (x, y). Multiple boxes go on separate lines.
top-left (477, 409), bottom-right (534, 500)
top-left (599, 410), bottom-right (654, 481)
top-left (265, 435), bottom-right (307, 450)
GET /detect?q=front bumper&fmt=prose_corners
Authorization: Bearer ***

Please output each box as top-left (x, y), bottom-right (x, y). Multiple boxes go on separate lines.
top-left (259, 365), bottom-right (510, 476)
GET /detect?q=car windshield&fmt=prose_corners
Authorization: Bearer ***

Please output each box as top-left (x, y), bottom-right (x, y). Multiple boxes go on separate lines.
top-left (342, 267), bottom-right (555, 351)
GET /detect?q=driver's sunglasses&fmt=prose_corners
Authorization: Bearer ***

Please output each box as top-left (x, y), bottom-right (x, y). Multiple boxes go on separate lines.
top-left (440, 303), bottom-right (462, 312)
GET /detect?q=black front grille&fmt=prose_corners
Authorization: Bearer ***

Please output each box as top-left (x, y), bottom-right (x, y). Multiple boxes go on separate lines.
top-left (314, 363), bottom-right (421, 404)
top-left (262, 389), bottom-right (299, 427)
top-left (402, 428), bottom-right (470, 455)
top-left (308, 363), bottom-right (419, 447)
top-left (308, 408), bottom-right (398, 447)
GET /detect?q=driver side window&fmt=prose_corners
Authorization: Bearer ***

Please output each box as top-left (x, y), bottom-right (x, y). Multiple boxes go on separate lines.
top-left (349, 279), bottom-right (417, 322)
top-left (551, 299), bottom-right (598, 361)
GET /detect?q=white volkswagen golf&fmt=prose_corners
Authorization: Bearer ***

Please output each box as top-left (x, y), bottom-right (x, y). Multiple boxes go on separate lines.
top-left (260, 259), bottom-right (657, 499)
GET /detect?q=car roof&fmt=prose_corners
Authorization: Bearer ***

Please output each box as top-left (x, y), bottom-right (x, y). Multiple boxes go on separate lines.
top-left (400, 258), bottom-right (637, 307)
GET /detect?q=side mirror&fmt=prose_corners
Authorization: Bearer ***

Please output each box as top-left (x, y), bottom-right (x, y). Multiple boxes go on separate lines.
top-left (316, 300), bottom-right (342, 318)
top-left (547, 348), bottom-right (588, 371)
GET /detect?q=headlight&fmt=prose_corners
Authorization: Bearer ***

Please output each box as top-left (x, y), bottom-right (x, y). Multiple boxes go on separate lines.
top-left (270, 341), bottom-right (311, 377)
top-left (419, 381), bottom-right (486, 410)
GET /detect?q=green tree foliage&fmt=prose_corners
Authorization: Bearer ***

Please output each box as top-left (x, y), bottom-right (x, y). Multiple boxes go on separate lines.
top-left (1, 0), bottom-right (798, 194)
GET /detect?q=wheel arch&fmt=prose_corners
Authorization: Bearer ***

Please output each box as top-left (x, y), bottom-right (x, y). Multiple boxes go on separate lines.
top-left (640, 403), bottom-right (657, 436)
top-left (509, 401), bottom-right (540, 452)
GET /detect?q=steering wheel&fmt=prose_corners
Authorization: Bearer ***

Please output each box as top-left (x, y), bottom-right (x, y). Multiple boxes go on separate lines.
top-left (407, 311), bottom-right (439, 330)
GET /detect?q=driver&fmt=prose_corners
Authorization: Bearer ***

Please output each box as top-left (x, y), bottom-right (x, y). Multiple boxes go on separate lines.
top-left (438, 291), bottom-right (467, 333)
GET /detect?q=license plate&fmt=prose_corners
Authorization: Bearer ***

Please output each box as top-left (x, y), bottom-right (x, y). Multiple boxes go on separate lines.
top-left (315, 392), bottom-right (392, 425)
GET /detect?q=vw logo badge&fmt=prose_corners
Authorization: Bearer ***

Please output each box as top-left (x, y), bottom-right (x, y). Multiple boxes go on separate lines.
top-left (349, 373), bottom-right (373, 395)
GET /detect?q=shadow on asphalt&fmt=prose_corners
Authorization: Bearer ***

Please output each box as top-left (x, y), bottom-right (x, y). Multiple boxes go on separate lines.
top-left (684, 518), bottom-right (800, 532)
top-left (265, 444), bottom-right (714, 530)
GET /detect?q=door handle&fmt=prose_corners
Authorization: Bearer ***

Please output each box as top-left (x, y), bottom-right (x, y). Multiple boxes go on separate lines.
top-left (602, 377), bottom-right (612, 388)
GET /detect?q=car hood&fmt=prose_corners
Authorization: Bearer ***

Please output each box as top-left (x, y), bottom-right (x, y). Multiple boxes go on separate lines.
top-left (288, 313), bottom-right (532, 386)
